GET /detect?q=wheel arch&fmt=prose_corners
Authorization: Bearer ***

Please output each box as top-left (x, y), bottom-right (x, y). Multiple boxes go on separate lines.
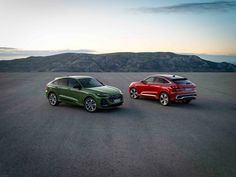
top-left (159, 91), bottom-right (169, 99)
top-left (83, 95), bottom-right (96, 105)
top-left (159, 90), bottom-right (168, 94)
top-left (130, 86), bottom-right (139, 93)
top-left (47, 91), bottom-right (57, 98)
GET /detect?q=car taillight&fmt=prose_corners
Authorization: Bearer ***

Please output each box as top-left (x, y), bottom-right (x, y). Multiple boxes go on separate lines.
top-left (171, 85), bottom-right (178, 92)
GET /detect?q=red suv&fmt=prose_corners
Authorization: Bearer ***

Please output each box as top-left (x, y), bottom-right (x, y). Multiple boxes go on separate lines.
top-left (129, 74), bottom-right (197, 106)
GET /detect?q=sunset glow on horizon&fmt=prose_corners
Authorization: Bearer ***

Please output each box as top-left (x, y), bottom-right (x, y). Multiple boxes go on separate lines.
top-left (0, 0), bottom-right (236, 55)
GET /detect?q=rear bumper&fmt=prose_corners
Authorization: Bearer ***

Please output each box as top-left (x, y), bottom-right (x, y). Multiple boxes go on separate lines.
top-left (169, 92), bottom-right (197, 102)
top-left (175, 94), bottom-right (197, 101)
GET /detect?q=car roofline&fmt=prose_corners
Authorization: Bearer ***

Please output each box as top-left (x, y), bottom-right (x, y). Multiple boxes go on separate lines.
top-left (54, 75), bottom-right (93, 80)
top-left (145, 74), bottom-right (186, 80)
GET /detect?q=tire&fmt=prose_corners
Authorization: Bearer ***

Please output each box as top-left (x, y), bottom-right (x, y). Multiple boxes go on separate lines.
top-left (48, 92), bottom-right (59, 106)
top-left (130, 88), bottom-right (139, 99)
top-left (159, 92), bottom-right (170, 106)
top-left (84, 97), bottom-right (97, 113)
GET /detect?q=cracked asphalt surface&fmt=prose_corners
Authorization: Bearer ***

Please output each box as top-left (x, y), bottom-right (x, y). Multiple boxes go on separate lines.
top-left (0, 72), bottom-right (235, 177)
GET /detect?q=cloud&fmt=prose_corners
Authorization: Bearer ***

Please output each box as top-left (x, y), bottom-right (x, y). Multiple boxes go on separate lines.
top-left (134, 1), bottom-right (236, 14)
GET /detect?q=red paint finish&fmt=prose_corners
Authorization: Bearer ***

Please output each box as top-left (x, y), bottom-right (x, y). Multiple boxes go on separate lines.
top-left (129, 74), bottom-right (197, 103)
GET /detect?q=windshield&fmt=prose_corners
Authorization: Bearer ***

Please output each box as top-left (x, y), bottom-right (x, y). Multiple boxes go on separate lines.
top-left (172, 79), bottom-right (192, 85)
top-left (78, 78), bottom-right (104, 88)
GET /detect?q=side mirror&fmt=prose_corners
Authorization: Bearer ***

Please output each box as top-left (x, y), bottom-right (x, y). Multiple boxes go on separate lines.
top-left (141, 80), bottom-right (147, 84)
top-left (73, 85), bottom-right (82, 90)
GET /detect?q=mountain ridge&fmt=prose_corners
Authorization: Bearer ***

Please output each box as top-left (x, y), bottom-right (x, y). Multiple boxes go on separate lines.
top-left (0, 52), bottom-right (235, 72)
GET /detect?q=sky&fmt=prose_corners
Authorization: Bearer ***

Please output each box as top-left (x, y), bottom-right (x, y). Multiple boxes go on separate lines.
top-left (0, 0), bottom-right (236, 61)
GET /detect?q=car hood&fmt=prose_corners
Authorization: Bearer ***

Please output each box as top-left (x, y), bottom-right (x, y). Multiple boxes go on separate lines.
top-left (129, 81), bottom-right (141, 86)
top-left (84, 85), bottom-right (121, 94)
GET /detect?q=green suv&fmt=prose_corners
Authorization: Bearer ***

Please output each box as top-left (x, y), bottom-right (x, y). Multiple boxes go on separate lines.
top-left (46, 76), bottom-right (123, 112)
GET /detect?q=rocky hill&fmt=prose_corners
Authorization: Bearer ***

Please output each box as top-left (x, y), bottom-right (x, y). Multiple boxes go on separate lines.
top-left (0, 52), bottom-right (235, 72)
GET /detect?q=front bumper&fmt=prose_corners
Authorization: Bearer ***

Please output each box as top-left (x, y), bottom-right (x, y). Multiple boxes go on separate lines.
top-left (97, 94), bottom-right (123, 109)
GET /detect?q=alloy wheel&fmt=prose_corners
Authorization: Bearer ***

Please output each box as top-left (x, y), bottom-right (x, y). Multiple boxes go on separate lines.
top-left (130, 88), bottom-right (138, 99)
top-left (85, 97), bottom-right (97, 112)
top-left (160, 93), bottom-right (169, 106)
top-left (48, 93), bottom-right (58, 106)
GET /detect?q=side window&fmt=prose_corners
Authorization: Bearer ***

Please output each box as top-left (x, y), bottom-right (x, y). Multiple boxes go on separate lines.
top-left (145, 77), bottom-right (155, 83)
top-left (52, 80), bottom-right (58, 85)
top-left (160, 78), bottom-right (169, 84)
top-left (57, 78), bottom-right (68, 86)
top-left (68, 79), bottom-right (79, 88)
top-left (154, 77), bottom-right (169, 84)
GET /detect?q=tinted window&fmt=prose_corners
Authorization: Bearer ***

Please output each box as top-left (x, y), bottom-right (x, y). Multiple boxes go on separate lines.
top-left (68, 79), bottom-right (79, 88)
top-left (172, 79), bottom-right (192, 85)
top-left (57, 78), bottom-right (68, 86)
top-left (145, 77), bottom-right (154, 83)
top-left (52, 80), bottom-right (58, 85)
top-left (79, 78), bottom-right (103, 88)
top-left (154, 77), bottom-right (169, 84)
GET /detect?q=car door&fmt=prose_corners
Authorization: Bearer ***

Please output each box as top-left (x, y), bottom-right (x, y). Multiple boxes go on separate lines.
top-left (148, 77), bottom-right (162, 96)
top-left (139, 76), bottom-right (155, 96)
top-left (65, 78), bottom-right (85, 105)
top-left (56, 78), bottom-right (69, 101)
top-left (152, 77), bottom-right (170, 97)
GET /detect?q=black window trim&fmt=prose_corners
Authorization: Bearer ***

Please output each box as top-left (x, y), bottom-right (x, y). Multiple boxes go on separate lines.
top-left (144, 76), bottom-right (155, 83)
top-left (77, 77), bottom-right (104, 88)
top-left (51, 80), bottom-right (58, 85)
top-left (53, 78), bottom-right (68, 87)
top-left (154, 77), bottom-right (170, 84)
top-left (68, 78), bottom-right (82, 88)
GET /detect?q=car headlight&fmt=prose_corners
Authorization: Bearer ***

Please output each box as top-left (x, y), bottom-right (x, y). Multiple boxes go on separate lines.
top-left (96, 93), bottom-right (109, 97)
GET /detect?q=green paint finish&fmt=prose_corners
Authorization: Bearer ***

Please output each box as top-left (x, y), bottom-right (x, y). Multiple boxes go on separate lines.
top-left (46, 76), bottom-right (123, 111)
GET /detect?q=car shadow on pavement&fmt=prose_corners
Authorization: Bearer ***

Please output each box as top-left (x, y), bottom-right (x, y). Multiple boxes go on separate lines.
top-left (137, 97), bottom-right (207, 111)
top-left (170, 102), bottom-right (206, 110)
top-left (56, 102), bottom-right (125, 114)
top-left (49, 98), bottom-right (208, 115)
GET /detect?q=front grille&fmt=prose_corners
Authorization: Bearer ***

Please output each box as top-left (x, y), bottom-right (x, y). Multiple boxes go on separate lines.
top-left (109, 94), bottom-right (123, 103)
